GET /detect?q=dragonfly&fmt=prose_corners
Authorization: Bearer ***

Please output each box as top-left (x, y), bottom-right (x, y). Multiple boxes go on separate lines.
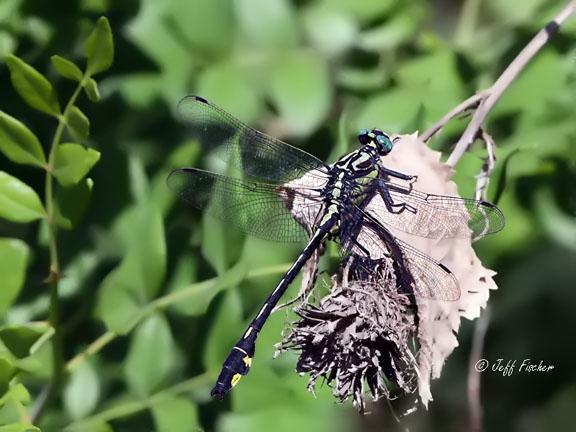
top-left (167, 95), bottom-right (505, 398)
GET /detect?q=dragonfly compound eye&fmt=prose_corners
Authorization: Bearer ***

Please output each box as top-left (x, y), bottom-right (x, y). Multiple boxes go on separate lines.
top-left (376, 135), bottom-right (393, 154)
top-left (357, 129), bottom-right (371, 145)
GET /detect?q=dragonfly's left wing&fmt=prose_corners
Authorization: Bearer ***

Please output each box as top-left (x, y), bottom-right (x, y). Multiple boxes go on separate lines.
top-left (168, 168), bottom-right (325, 243)
top-left (178, 96), bottom-right (329, 183)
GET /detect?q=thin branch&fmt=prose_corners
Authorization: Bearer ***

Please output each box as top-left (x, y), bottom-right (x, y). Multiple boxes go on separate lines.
top-left (32, 80), bottom-right (86, 423)
top-left (468, 307), bottom-right (491, 432)
top-left (475, 129), bottom-right (496, 202)
top-left (421, 91), bottom-right (488, 142)
top-left (446, 0), bottom-right (576, 167)
top-left (65, 371), bottom-right (215, 430)
top-left (64, 263), bottom-right (291, 373)
top-left (66, 331), bottom-right (117, 373)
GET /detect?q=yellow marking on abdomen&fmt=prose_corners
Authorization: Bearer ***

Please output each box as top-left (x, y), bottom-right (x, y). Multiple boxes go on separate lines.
top-left (243, 356), bottom-right (252, 367)
top-left (231, 373), bottom-right (242, 387)
top-left (244, 326), bottom-right (253, 338)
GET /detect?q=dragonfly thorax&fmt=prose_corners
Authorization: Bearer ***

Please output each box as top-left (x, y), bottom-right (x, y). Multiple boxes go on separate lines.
top-left (334, 145), bottom-right (381, 179)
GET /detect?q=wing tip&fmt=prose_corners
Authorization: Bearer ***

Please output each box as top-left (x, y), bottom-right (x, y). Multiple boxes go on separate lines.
top-left (192, 95), bottom-right (209, 104)
top-left (166, 168), bottom-right (192, 188)
top-left (177, 95), bottom-right (210, 111)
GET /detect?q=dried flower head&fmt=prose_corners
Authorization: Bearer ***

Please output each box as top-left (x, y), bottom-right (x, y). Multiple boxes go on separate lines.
top-left (278, 255), bottom-right (420, 413)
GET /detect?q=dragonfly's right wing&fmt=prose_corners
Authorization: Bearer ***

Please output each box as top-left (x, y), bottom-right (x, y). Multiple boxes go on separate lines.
top-left (341, 206), bottom-right (460, 302)
top-left (364, 181), bottom-right (505, 240)
top-left (178, 96), bottom-right (329, 183)
top-left (168, 168), bottom-right (324, 243)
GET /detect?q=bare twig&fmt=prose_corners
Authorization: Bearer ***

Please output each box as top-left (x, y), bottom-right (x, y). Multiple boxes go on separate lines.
top-left (475, 129), bottom-right (497, 202)
top-left (468, 307), bottom-right (491, 432)
top-left (421, 4), bottom-right (576, 431)
top-left (421, 91), bottom-right (487, 142)
top-left (446, 1), bottom-right (576, 167)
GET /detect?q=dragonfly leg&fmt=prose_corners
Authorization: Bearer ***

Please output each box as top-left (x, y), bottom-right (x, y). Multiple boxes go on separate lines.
top-left (377, 184), bottom-right (417, 214)
top-left (378, 166), bottom-right (418, 193)
top-left (379, 166), bottom-right (415, 181)
top-left (351, 239), bottom-right (372, 258)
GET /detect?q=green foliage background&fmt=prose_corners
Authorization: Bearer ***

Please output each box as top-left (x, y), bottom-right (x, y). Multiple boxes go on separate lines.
top-left (0, 0), bottom-right (575, 431)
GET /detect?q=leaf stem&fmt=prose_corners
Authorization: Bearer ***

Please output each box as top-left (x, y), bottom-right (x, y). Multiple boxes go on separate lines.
top-left (33, 79), bottom-right (85, 423)
top-left (65, 371), bottom-right (215, 430)
top-left (65, 263), bottom-right (291, 373)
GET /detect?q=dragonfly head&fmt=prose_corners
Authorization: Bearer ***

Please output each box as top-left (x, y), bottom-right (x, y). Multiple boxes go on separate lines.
top-left (357, 129), bottom-right (393, 156)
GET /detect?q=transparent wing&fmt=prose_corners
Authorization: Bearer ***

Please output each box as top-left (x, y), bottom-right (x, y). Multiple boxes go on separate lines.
top-left (168, 168), bottom-right (325, 243)
top-left (364, 181), bottom-right (505, 240)
top-left (396, 238), bottom-right (460, 301)
top-left (341, 207), bottom-right (460, 301)
top-left (178, 96), bottom-right (329, 182)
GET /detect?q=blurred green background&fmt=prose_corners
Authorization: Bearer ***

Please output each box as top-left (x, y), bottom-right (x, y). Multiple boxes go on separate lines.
top-left (0, 0), bottom-right (575, 431)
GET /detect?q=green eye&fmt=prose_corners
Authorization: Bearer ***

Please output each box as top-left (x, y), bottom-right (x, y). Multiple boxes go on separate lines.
top-left (376, 135), bottom-right (392, 152)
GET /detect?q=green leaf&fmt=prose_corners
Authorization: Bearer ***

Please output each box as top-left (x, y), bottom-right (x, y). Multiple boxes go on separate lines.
top-left (83, 78), bottom-right (101, 102)
top-left (0, 239), bottom-right (29, 316)
top-left (151, 395), bottom-right (199, 432)
top-left (535, 187), bottom-right (576, 252)
top-left (65, 421), bottom-right (113, 432)
top-left (201, 212), bottom-right (244, 275)
top-left (490, 51), bottom-right (565, 118)
top-left (395, 49), bottom-right (465, 127)
top-left (202, 289), bottom-right (243, 372)
top-left (0, 172), bottom-right (44, 223)
top-left (303, 5), bottom-right (358, 57)
top-left (219, 406), bottom-right (343, 432)
top-left (486, 0), bottom-right (548, 25)
top-left (5, 55), bottom-right (60, 117)
top-left (0, 31), bottom-right (17, 58)
top-left (95, 275), bottom-right (142, 334)
top-left (85, 17), bottom-right (114, 75)
top-left (0, 383), bottom-right (30, 408)
top-left (53, 143), bottom-right (100, 187)
top-left (0, 111), bottom-right (46, 168)
top-left (51, 55), bottom-right (83, 82)
top-left (0, 358), bottom-right (16, 395)
top-left (0, 323), bottom-right (48, 359)
top-left (357, 9), bottom-right (422, 51)
top-left (124, 313), bottom-right (179, 397)
top-left (168, 261), bottom-right (247, 317)
top-left (55, 178), bottom-right (93, 230)
top-left (0, 425), bottom-right (40, 432)
top-left (235, 0), bottom-right (299, 49)
top-left (65, 106), bottom-right (90, 141)
top-left (118, 204), bottom-right (166, 299)
top-left (96, 204), bottom-right (166, 333)
top-left (64, 359), bottom-right (100, 420)
top-left (268, 51), bottom-right (332, 136)
top-left (324, 0), bottom-right (396, 21)
top-left (197, 62), bottom-right (262, 124)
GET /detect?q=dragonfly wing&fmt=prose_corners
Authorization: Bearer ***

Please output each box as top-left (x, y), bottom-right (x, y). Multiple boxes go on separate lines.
top-left (364, 181), bottom-right (505, 239)
top-left (177, 96), bottom-right (329, 182)
top-left (394, 238), bottom-right (460, 301)
top-left (341, 207), bottom-right (460, 301)
top-left (168, 168), bottom-right (325, 243)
